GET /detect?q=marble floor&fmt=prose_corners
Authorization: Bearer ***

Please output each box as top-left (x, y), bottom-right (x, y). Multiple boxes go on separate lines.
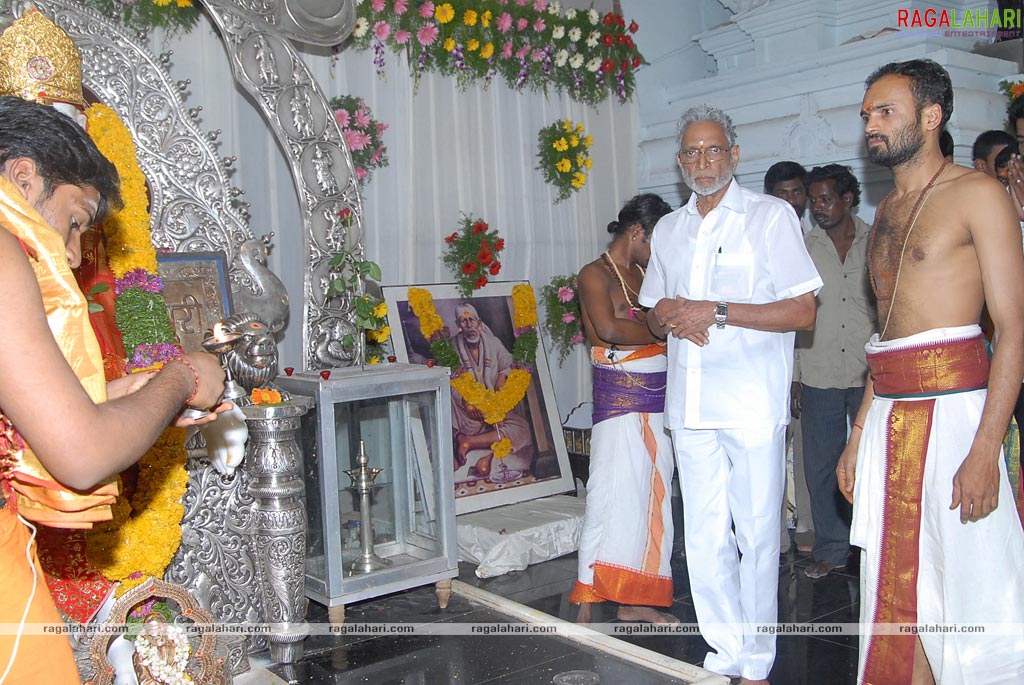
top-left (267, 502), bottom-right (861, 685)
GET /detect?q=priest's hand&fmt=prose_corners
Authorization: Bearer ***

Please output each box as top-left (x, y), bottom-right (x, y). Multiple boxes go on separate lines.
top-left (106, 371), bottom-right (155, 400)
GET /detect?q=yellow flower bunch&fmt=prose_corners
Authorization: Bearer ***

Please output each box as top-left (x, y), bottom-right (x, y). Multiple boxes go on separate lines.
top-left (367, 324), bottom-right (391, 343)
top-left (444, 37), bottom-right (456, 52)
top-left (409, 287), bottom-right (444, 338)
top-left (512, 283), bottom-right (538, 329)
top-left (491, 437), bottom-right (512, 459)
top-left (83, 104), bottom-right (188, 593)
top-left (451, 368), bottom-right (532, 425)
top-left (251, 387), bottom-right (284, 405)
top-left (538, 118), bottom-right (594, 202)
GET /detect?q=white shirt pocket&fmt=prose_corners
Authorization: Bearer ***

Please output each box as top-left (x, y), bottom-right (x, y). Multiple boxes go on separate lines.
top-left (709, 252), bottom-right (755, 302)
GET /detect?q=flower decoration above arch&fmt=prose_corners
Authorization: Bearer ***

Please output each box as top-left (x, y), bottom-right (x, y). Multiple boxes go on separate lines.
top-left (346, 1), bottom-right (645, 106)
top-left (84, 0), bottom-right (201, 35)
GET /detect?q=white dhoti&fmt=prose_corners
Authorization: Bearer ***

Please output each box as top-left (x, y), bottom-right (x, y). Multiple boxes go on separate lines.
top-left (853, 325), bottom-right (1024, 685)
top-left (570, 346), bottom-right (675, 607)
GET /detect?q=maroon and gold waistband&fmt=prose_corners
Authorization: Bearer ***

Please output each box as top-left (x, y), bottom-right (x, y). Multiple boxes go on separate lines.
top-left (867, 334), bottom-right (988, 399)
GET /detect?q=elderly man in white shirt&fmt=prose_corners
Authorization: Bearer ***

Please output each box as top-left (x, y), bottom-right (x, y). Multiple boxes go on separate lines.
top-left (640, 104), bottom-right (822, 685)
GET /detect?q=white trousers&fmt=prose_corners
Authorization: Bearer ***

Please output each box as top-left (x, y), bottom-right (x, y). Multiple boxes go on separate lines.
top-left (672, 424), bottom-right (786, 681)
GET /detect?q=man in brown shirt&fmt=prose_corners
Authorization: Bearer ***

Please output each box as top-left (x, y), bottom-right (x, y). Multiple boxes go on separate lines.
top-left (796, 164), bottom-right (875, 579)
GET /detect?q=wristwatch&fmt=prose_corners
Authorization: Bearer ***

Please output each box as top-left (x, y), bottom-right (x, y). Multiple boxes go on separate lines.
top-left (715, 302), bottom-right (728, 329)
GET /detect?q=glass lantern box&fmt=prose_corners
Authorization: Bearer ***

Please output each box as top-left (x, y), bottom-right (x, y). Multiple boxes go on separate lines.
top-left (277, 364), bottom-right (457, 612)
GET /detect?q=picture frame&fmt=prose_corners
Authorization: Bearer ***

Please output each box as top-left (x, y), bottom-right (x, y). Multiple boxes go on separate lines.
top-left (156, 251), bottom-right (234, 353)
top-left (382, 282), bottom-right (573, 515)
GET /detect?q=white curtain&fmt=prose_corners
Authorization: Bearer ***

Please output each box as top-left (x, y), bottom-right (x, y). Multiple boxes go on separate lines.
top-left (155, 16), bottom-right (638, 418)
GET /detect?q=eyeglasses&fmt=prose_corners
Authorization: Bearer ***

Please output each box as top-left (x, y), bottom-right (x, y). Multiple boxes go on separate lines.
top-left (679, 145), bottom-right (731, 165)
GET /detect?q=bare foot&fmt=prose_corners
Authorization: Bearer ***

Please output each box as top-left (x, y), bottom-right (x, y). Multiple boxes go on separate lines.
top-left (616, 605), bottom-right (680, 624)
top-left (575, 603), bottom-right (592, 624)
top-left (470, 454), bottom-right (493, 478)
top-left (454, 434), bottom-right (469, 470)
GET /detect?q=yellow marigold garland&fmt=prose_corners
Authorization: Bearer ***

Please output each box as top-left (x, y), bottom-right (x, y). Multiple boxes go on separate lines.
top-left (451, 368), bottom-right (533, 425)
top-left (85, 428), bottom-right (188, 593)
top-left (83, 103), bottom-right (188, 596)
top-left (409, 287), bottom-right (445, 339)
top-left (407, 285), bottom-right (538, 425)
top-left (86, 105), bottom-right (158, 279)
top-left (511, 283), bottom-right (538, 329)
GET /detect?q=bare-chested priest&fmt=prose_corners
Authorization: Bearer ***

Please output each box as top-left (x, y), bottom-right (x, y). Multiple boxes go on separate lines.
top-left (837, 59), bottom-right (1024, 685)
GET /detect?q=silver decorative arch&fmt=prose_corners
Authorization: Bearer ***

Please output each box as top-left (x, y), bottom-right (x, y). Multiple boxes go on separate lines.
top-left (200, 0), bottom-right (365, 370)
top-left (21, 0), bottom-right (255, 265)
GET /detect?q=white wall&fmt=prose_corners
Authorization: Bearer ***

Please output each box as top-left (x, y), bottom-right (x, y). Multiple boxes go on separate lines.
top-left (625, 0), bottom-right (1018, 223)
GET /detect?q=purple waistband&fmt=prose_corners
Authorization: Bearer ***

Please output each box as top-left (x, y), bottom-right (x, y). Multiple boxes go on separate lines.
top-left (592, 364), bottom-right (666, 425)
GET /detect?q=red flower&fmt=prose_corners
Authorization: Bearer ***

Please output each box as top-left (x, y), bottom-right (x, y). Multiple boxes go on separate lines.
top-left (622, 58), bottom-right (630, 71)
top-left (617, 34), bottom-right (628, 45)
top-left (617, 15), bottom-right (626, 27)
top-left (444, 232), bottom-right (458, 243)
top-left (494, 238), bottom-right (505, 251)
top-left (339, 207), bottom-right (352, 221)
top-left (629, 19), bottom-right (639, 33)
top-left (473, 220), bottom-right (489, 234)
top-left (480, 239), bottom-right (490, 250)
top-left (602, 34), bottom-right (614, 47)
top-left (474, 275), bottom-right (489, 289)
top-left (478, 249), bottom-right (493, 266)
top-left (632, 55), bottom-right (642, 68)
top-left (462, 261), bottom-right (477, 274)
top-left (601, 58), bottom-right (616, 73)
top-left (602, 12), bottom-right (615, 26)
top-left (489, 261), bottom-right (501, 276)
top-left (625, 36), bottom-right (635, 48)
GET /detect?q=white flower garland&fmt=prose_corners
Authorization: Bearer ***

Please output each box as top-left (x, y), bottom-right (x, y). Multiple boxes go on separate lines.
top-left (134, 623), bottom-right (194, 685)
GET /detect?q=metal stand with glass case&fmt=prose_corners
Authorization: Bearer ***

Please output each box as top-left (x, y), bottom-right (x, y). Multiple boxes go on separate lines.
top-left (277, 364), bottom-right (458, 623)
